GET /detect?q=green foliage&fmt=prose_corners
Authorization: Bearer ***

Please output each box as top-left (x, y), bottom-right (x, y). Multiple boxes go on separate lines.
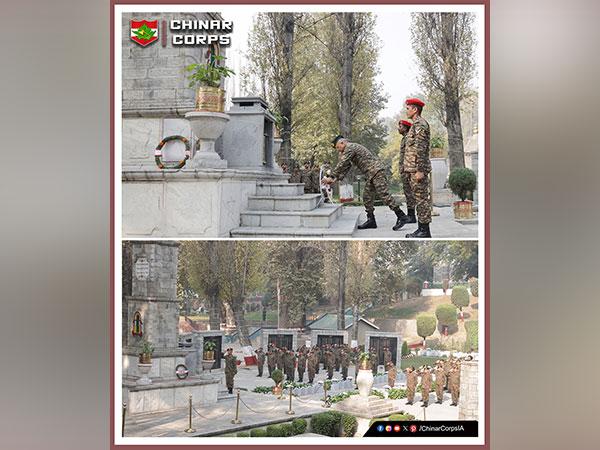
top-left (133, 23), bottom-right (155, 41)
top-left (266, 425), bottom-right (284, 437)
top-left (139, 339), bottom-right (154, 356)
top-left (430, 136), bottom-right (445, 148)
top-left (387, 388), bottom-right (407, 399)
top-left (250, 428), bottom-right (267, 437)
top-left (323, 379), bottom-right (333, 391)
top-left (292, 418), bottom-right (307, 435)
top-left (401, 340), bottom-right (410, 357)
top-left (450, 285), bottom-right (470, 311)
top-left (185, 55), bottom-right (235, 88)
top-left (329, 391), bottom-right (358, 404)
top-left (203, 340), bottom-right (217, 351)
top-left (252, 386), bottom-right (273, 394)
top-left (401, 356), bottom-right (446, 370)
top-left (464, 320), bottom-right (479, 352)
top-left (416, 314), bottom-right (436, 340)
top-left (372, 389), bottom-right (385, 399)
top-left (448, 168), bottom-right (477, 201)
top-left (435, 304), bottom-right (458, 327)
top-left (271, 369), bottom-right (284, 385)
top-left (341, 414), bottom-right (358, 437)
top-left (388, 412), bottom-right (415, 421)
top-left (469, 277), bottom-right (479, 297)
top-left (280, 423), bottom-right (294, 437)
top-left (283, 381), bottom-right (310, 390)
top-left (236, 432), bottom-right (250, 437)
top-left (310, 411), bottom-right (341, 437)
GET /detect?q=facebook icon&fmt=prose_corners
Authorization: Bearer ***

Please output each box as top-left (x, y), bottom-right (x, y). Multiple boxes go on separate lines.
top-left (377, 424), bottom-right (384, 432)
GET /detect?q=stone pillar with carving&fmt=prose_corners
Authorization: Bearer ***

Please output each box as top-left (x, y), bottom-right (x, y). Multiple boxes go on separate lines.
top-left (458, 360), bottom-right (479, 420)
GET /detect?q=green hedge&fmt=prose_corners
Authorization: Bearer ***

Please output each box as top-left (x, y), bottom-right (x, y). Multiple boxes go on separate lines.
top-left (436, 304), bottom-right (458, 327)
top-left (448, 168), bottom-right (477, 200)
top-left (341, 414), bottom-right (358, 437)
top-left (250, 428), bottom-right (267, 437)
top-left (266, 425), bottom-right (283, 437)
top-left (469, 277), bottom-right (479, 297)
top-left (401, 340), bottom-right (410, 357)
top-left (416, 314), bottom-right (437, 341)
top-left (451, 285), bottom-right (470, 310)
top-left (310, 411), bottom-right (356, 437)
top-left (280, 423), bottom-right (294, 437)
top-left (292, 418), bottom-right (307, 435)
top-left (464, 320), bottom-right (479, 352)
top-left (236, 432), bottom-right (250, 437)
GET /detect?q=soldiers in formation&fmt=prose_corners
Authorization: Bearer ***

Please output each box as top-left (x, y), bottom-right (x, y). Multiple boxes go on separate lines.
top-left (403, 356), bottom-right (464, 407)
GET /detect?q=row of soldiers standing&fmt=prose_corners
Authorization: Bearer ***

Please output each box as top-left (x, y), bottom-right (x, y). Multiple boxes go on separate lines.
top-left (404, 357), bottom-right (464, 407)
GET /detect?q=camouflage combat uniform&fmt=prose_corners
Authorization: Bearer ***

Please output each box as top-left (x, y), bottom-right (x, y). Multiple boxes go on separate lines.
top-left (402, 116), bottom-right (432, 223)
top-left (255, 348), bottom-right (265, 377)
top-left (297, 351), bottom-right (307, 382)
top-left (369, 350), bottom-right (378, 375)
top-left (307, 352), bottom-right (316, 383)
top-left (333, 345), bottom-right (341, 372)
top-left (266, 349), bottom-right (276, 377)
top-left (387, 364), bottom-right (397, 388)
top-left (399, 131), bottom-right (416, 209)
top-left (434, 365), bottom-right (446, 403)
top-left (383, 348), bottom-right (393, 367)
top-left (331, 142), bottom-right (401, 215)
top-left (224, 353), bottom-right (237, 394)
top-left (448, 365), bottom-right (461, 405)
top-left (406, 369), bottom-right (418, 404)
top-left (340, 350), bottom-right (350, 380)
top-left (325, 350), bottom-right (335, 380)
top-left (420, 368), bottom-right (432, 406)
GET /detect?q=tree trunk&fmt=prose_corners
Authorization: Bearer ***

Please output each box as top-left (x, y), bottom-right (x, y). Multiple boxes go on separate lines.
top-left (337, 13), bottom-right (355, 138)
top-left (206, 242), bottom-right (221, 331)
top-left (279, 13), bottom-right (295, 164)
top-left (234, 307), bottom-right (251, 347)
top-left (337, 242), bottom-right (348, 330)
top-left (444, 89), bottom-right (466, 170)
top-left (352, 304), bottom-right (359, 341)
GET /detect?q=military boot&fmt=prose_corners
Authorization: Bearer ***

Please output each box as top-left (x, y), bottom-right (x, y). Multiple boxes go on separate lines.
top-left (357, 212), bottom-right (377, 229)
top-left (392, 209), bottom-right (410, 230)
top-left (406, 207), bottom-right (417, 223)
top-left (405, 222), bottom-right (432, 238)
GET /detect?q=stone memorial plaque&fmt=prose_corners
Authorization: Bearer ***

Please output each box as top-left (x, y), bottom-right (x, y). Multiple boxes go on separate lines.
top-left (134, 257), bottom-right (150, 280)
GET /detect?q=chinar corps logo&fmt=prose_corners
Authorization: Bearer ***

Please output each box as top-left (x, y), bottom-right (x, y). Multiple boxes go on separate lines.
top-left (130, 20), bottom-right (159, 46)
top-left (170, 19), bottom-right (232, 45)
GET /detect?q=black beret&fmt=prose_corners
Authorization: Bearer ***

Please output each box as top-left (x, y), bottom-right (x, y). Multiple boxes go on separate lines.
top-left (331, 134), bottom-right (344, 146)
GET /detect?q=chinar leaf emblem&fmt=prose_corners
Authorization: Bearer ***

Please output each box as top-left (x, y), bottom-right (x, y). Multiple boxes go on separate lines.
top-left (134, 23), bottom-right (155, 41)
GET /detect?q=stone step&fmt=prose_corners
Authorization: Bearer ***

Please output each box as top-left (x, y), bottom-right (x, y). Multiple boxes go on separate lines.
top-left (247, 194), bottom-right (322, 212)
top-left (256, 182), bottom-right (305, 197)
top-left (240, 203), bottom-right (342, 228)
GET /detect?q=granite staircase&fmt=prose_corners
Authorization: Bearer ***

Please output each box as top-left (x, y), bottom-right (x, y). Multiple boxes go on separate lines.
top-left (230, 182), bottom-right (359, 237)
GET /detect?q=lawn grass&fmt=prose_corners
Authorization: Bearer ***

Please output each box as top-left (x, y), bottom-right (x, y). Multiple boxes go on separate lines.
top-left (365, 303), bottom-right (423, 319)
top-left (244, 310), bottom-right (278, 322)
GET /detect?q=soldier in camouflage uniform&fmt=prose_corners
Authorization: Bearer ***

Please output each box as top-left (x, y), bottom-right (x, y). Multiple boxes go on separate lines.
top-left (325, 348), bottom-right (335, 380)
top-left (297, 349), bottom-right (307, 382)
top-left (276, 347), bottom-right (285, 371)
top-left (448, 362), bottom-right (461, 406)
top-left (383, 346), bottom-right (393, 367)
top-left (255, 347), bottom-right (265, 377)
top-left (398, 119), bottom-right (418, 224)
top-left (321, 136), bottom-right (410, 231)
top-left (266, 346), bottom-right (276, 377)
top-left (402, 98), bottom-right (432, 238)
top-left (419, 366), bottom-right (432, 407)
top-left (314, 346), bottom-right (321, 374)
top-left (340, 349), bottom-right (350, 380)
top-left (333, 344), bottom-right (341, 372)
top-left (307, 350), bottom-right (316, 383)
top-left (369, 348), bottom-right (378, 375)
top-left (405, 366), bottom-right (418, 405)
top-left (386, 362), bottom-right (397, 387)
top-left (434, 360), bottom-right (446, 403)
top-left (223, 348), bottom-right (237, 394)
top-left (285, 350), bottom-right (296, 382)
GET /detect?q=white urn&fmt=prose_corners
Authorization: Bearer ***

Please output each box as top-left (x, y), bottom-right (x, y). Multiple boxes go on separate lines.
top-left (184, 111), bottom-right (229, 169)
top-left (356, 369), bottom-right (374, 398)
top-left (136, 363), bottom-right (153, 386)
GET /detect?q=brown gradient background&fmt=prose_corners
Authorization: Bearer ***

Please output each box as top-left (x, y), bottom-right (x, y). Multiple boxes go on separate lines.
top-left (1, 0), bottom-right (599, 449)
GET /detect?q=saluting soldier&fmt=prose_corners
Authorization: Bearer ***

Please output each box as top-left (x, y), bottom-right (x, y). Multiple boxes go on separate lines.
top-left (297, 349), bottom-right (307, 382)
top-left (276, 347), bottom-right (285, 371)
top-left (340, 349), bottom-right (350, 380)
top-left (443, 357), bottom-right (453, 391)
top-left (448, 363), bottom-right (461, 406)
top-left (321, 136), bottom-right (410, 231)
top-left (314, 346), bottom-right (321, 374)
top-left (434, 360), bottom-right (446, 404)
top-left (398, 119), bottom-right (417, 224)
top-left (386, 362), bottom-right (397, 387)
top-left (266, 346), bottom-right (276, 377)
top-left (255, 347), bottom-right (265, 377)
top-left (369, 348), bottom-right (378, 375)
top-left (286, 350), bottom-right (296, 382)
top-left (383, 346), bottom-right (393, 367)
top-left (300, 161), bottom-right (314, 194)
top-left (420, 366), bottom-right (433, 407)
top-left (405, 366), bottom-right (418, 405)
top-left (325, 348), bottom-right (335, 380)
top-left (402, 98), bottom-right (433, 238)
top-left (333, 344), bottom-right (341, 372)
top-left (223, 348), bottom-right (237, 394)
top-left (307, 351), bottom-right (316, 383)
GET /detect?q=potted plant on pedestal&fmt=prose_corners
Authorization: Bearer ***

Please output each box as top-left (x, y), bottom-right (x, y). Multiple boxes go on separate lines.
top-left (137, 339), bottom-right (154, 386)
top-left (202, 340), bottom-right (217, 371)
top-left (184, 55), bottom-right (235, 169)
top-left (355, 352), bottom-right (374, 398)
top-left (430, 136), bottom-right (447, 158)
top-left (448, 167), bottom-right (477, 219)
top-left (271, 369), bottom-right (284, 398)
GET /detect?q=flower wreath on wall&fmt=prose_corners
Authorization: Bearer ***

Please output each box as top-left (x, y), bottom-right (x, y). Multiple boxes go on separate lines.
top-left (155, 135), bottom-right (191, 169)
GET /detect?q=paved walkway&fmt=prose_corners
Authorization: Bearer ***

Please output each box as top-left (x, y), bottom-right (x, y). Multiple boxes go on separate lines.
top-left (350, 205), bottom-right (478, 238)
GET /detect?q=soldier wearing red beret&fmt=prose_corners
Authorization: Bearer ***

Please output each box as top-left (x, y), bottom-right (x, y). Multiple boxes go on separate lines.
top-left (398, 120), bottom-right (417, 225)
top-left (402, 98), bottom-right (432, 238)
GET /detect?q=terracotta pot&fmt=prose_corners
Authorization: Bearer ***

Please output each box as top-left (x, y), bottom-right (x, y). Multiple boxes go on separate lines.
top-left (195, 86), bottom-right (225, 112)
top-left (453, 200), bottom-right (473, 219)
top-left (204, 350), bottom-right (214, 360)
top-left (139, 353), bottom-right (151, 364)
top-left (272, 384), bottom-right (283, 397)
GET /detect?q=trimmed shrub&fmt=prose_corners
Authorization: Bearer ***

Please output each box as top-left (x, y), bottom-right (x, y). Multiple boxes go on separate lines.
top-left (236, 432), bottom-right (250, 437)
top-left (310, 412), bottom-right (340, 437)
top-left (448, 168), bottom-right (477, 201)
top-left (469, 277), bottom-right (479, 297)
top-left (464, 320), bottom-right (479, 352)
top-left (280, 423), bottom-right (294, 437)
top-left (266, 425), bottom-right (283, 437)
top-left (250, 428), bottom-right (267, 437)
top-left (416, 314), bottom-right (437, 345)
top-left (436, 304), bottom-right (458, 329)
top-left (451, 285), bottom-right (470, 312)
top-left (271, 368), bottom-right (284, 385)
top-left (341, 414), bottom-right (358, 437)
top-left (291, 418), bottom-right (307, 435)
top-left (401, 340), bottom-right (409, 357)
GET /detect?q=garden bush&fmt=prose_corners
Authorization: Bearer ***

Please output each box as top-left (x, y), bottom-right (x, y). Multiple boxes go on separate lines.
top-left (436, 304), bottom-right (458, 330)
top-left (341, 414), bottom-right (358, 437)
top-left (291, 418), bottom-right (307, 435)
top-left (451, 285), bottom-right (470, 313)
top-left (236, 432), bottom-right (250, 437)
top-left (310, 412), bottom-right (340, 436)
top-left (416, 314), bottom-right (437, 345)
top-left (280, 423), bottom-right (294, 437)
top-left (464, 320), bottom-right (479, 352)
top-left (469, 277), bottom-right (479, 297)
top-left (271, 368), bottom-right (284, 385)
top-left (250, 428), bottom-right (267, 437)
top-left (401, 340), bottom-right (410, 357)
top-left (266, 425), bottom-right (283, 437)
top-left (448, 168), bottom-right (477, 201)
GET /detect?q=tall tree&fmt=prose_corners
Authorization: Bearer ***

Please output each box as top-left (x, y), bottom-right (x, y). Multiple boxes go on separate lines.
top-left (410, 12), bottom-right (477, 170)
top-left (336, 241), bottom-right (348, 330)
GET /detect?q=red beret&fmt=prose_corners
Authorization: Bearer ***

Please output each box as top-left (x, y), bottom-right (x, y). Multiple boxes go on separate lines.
top-left (399, 120), bottom-right (412, 127)
top-left (406, 98), bottom-right (425, 107)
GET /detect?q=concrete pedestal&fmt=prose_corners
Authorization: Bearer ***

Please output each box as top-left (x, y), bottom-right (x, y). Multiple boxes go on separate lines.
top-left (185, 111), bottom-right (229, 169)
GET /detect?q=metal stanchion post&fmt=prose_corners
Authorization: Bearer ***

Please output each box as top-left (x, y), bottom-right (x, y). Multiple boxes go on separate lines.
top-left (287, 386), bottom-right (295, 415)
top-left (322, 383), bottom-right (328, 406)
top-left (423, 405), bottom-right (427, 421)
top-left (184, 394), bottom-right (196, 433)
top-left (121, 403), bottom-right (127, 437)
top-left (231, 389), bottom-right (241, 424)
